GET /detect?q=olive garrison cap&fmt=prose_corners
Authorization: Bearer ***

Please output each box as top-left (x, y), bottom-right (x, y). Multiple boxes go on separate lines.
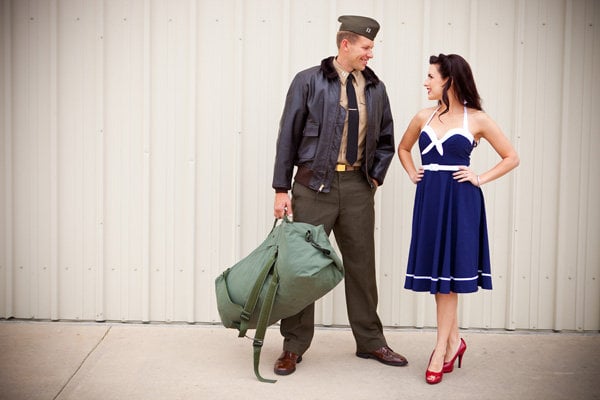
top-left (338, 15), bottom-right (380, 41)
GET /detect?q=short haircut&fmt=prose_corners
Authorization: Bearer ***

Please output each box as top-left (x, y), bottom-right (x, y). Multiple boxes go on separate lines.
top-left (336, 31), bottom-right (360, 48)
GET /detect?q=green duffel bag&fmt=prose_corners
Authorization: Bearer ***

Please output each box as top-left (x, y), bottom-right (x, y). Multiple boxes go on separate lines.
top-left (215, 216), bottom-right (344, 383)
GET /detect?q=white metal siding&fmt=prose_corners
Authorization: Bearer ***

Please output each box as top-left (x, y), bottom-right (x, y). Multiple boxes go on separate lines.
top-left (0, 0), bottom-right (598, 331)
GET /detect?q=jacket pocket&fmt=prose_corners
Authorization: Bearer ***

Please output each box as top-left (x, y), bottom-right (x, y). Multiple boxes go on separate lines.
top-left (297, 121), bottom-right (319, 162)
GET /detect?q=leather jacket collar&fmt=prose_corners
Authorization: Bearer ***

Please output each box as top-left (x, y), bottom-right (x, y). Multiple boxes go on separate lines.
top-left (319, 56), bottom-right (381, 86)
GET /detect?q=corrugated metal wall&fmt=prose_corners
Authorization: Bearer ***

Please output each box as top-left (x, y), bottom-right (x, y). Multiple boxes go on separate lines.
top-left (0, 0), bottom-right (598, 331)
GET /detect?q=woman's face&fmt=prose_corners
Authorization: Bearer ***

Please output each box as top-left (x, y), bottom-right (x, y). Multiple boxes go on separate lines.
top-left (424, 64), bottom-right (447, 101)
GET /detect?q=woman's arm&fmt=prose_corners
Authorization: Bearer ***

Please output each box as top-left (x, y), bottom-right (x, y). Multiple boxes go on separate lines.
top-left (398, 110), bottom-right (428, 184)
top-left (472, 111), bottom-right (520, 185)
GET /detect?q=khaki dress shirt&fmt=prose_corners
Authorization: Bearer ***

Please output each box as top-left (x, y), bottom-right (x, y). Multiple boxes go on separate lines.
top-left (333, 58), bottom-right (367, 167)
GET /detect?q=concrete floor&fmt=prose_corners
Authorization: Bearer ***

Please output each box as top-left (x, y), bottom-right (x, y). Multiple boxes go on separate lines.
top-left (0, 320), bottom-right (598, 400)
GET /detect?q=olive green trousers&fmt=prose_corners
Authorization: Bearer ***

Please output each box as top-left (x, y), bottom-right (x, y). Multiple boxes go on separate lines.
top-left (280, 170), bottom-right (387, 355)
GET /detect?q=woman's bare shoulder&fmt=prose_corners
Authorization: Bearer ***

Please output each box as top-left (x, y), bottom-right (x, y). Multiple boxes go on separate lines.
top-left (468, 109), bottom-right (503, 138)
top-left (413, 106), bottom-right (437, 124)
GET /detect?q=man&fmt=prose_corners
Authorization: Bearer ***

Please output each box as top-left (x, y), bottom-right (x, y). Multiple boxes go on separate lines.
top-left (271, 15), bottom-right (407, 375)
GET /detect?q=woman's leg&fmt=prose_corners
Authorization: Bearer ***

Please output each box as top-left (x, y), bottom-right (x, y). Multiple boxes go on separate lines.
top-left (445, 302), bottom-right (460, 363)
top-left (428, 292), bottom-right (458, 375)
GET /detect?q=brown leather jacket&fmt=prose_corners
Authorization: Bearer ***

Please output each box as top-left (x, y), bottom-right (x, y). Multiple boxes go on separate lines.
top-left (272, 56), bottom-right (395, 193)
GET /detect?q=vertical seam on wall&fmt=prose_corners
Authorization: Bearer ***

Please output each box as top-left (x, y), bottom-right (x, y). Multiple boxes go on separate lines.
top-left (505, 0), bottom-right (527, 331)
top-left (187, 0), bottom-right (197, 324)
top-left (581, 0), bottom-right (597, 331)
top-left (142, 0), bottom-right (151, 323)
top-left (49, 0), bottom-right (59, 321)
top-left (31, 0), bottom-right (39, 319)
top-left (554, 0), bottom-right (573, 332)
top-left (574, 0), bottom-right (591, 332)
top-left (95, 0), bottom-right (105, 322)
top-left (3, 0), bottom-right (14, 319)
top-left (166, 3), bottom-right (175, 324)
top-left (234, 0), bottom-right (244, 262)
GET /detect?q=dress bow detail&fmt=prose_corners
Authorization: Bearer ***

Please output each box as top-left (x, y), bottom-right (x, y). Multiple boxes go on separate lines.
top-left (421, 128), bottom-right (444, 156)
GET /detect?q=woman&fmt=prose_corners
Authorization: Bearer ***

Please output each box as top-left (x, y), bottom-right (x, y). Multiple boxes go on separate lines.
top-left (397, 54), bottom-right (519, 384)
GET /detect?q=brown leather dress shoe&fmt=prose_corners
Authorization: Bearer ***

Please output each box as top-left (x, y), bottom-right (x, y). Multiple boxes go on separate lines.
top-left (274, 351), bottom-right (303, 375)
top-left (356, 346), bottom-right (408, 366)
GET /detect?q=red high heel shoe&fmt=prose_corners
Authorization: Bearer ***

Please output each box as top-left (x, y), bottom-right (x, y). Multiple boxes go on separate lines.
top-left (443, 338), bottom-right (467, 373)
top-left (425, 351), bottom-right (444, 384)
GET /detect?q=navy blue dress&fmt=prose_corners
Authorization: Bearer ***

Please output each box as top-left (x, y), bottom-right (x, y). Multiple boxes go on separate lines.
top-left (404, 107), bottom-right (492, 294)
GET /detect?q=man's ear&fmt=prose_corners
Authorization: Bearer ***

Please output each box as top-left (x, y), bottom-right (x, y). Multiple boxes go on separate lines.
top-left (340, 38), bottom-right (350, 52)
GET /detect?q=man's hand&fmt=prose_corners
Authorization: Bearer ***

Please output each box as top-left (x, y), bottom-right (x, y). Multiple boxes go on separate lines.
top-left (274, 192), bottom-right (293, 219)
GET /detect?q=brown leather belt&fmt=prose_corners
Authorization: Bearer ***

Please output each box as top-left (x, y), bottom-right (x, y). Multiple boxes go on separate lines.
top-left (335, 163), bottom-right (361, 172)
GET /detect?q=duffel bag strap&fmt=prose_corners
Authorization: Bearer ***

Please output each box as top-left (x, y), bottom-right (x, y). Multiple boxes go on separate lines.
top-left (305, 230), bottom-right (332, 256)
top-left (238, 250), bottom-right (277, 338)
top-left (252, 267), bottom-right (279, 383)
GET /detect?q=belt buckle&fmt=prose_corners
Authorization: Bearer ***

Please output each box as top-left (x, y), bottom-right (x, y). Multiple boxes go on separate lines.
top-left (336, 164), bottom-right (347, 172)
top-left (429, 163), bottom-right (439, 171)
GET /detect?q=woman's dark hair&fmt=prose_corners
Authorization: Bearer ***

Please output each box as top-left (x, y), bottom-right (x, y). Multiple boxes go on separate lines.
top-left (429, 54), bottom-right (482, 118)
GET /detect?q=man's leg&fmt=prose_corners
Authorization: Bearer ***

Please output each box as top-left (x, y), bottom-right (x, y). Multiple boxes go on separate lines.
top-left (275, 181), bottom-right (339, 374)
top-left (332, 171), bottom-right (387, 352)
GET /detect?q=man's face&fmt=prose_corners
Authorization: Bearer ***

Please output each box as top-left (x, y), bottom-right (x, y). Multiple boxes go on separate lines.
top-left (344, 35), bottom-right (374, 71)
